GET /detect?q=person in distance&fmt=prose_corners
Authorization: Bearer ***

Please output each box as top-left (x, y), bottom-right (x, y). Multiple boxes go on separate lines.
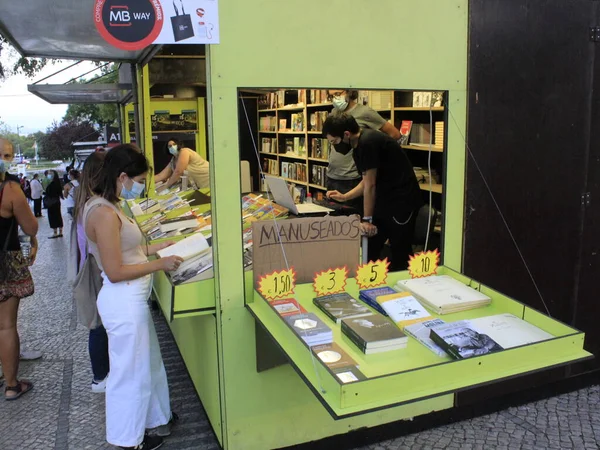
top-left (323, 114), bottom-right (423, 271)
top-left (154, 138), bottom-right (209, 191)
top-left (83, 144), bottom-right (182, 450)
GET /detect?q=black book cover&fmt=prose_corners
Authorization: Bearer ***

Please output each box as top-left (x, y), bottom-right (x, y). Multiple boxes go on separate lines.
top-left (429, 321), bottom-right (503, 359)
top-left (313, 293), bottom-right (373, 324)
top-left (341, 314), bottom-right (406, 348)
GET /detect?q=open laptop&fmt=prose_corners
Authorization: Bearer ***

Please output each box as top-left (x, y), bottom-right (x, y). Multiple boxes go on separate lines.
top-left (264, 175), bottom-right (334, 215)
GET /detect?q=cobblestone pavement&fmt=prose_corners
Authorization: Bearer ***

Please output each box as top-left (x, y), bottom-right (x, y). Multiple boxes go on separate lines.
top-left (1, 206), bottom-right (600, 450)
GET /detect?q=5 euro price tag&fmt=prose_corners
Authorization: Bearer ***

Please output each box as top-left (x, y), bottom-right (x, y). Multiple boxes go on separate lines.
top-left (258, 268), bottom-right (296, 301)
top-left (313, 266), bottom-right (348, 297)
top-left (408, 249), bottom-right (440, 278)
top-left (355, 258), bottom-right (390, 289)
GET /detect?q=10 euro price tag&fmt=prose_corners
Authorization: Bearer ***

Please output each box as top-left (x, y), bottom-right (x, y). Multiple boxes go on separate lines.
top-left (258, 268), bottom-right (296, 301)
top-left (313, 266), bottom-right (348, 297)
top-left (408, 249), bottom-right (440, 278)
top-left (355, 258), bottom-right (390, 289)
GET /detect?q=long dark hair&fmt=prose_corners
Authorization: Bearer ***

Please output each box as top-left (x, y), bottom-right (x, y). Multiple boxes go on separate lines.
top-left (165, 138), bottom-right (182, 154)
top-left (93, 144), bottom-right (149, 204)
top-left (74, 152), bottom-right (106, 223)
top-left (47, 170), bottom-right (62, 197)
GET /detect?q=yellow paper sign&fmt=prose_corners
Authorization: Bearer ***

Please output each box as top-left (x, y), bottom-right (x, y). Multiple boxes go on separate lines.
top-left (258, 268), bottom-right (296, 301)
top-left (355, 258), bottom-right (389, 289)
top-left (313, 266), bottom-right (348, 297)
top-left (408, 249), bottom-right (440, 278)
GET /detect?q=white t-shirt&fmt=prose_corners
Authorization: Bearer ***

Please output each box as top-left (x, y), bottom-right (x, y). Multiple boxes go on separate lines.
top-left (64, 179), bottom-right (79, 208)
top-left (30, 179), bottom-right (43, 200)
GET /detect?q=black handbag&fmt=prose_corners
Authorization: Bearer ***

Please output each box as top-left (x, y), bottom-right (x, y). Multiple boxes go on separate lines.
top-left (0, 182), bottom-right (15, 283)
top-left (43, 195), bottom-right (59, 208)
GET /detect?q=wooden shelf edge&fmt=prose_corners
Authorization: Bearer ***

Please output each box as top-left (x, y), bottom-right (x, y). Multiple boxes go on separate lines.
top-left (419, 184), bottom-right (443, 194)
top-left (402, 145), bottom-right (444, 153)
top-left (395, 107), bottom-right (445, 111)
top-left (309, 184), bottom-right (327, 191)
top-left (308, 157), bottom-right (328, 163)
top-left (280, 154), bottom-right (307, 160)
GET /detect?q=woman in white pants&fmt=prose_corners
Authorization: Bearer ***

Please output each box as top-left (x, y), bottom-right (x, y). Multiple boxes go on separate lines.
top-left (83, 144), bottom-right (183, 450)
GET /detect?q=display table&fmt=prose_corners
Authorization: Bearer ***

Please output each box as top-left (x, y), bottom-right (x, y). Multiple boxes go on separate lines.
top-left (248, 266), bottom-right (591, 419)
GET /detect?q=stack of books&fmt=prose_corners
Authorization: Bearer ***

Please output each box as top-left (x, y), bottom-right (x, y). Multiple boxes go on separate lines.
top-left (313, 292), bottom-right (373, 324)
top-left (434, 121), bottom-right (444, 149)
top-left (358, 286), bottom-right (397, 316)
top-left (269, 298), bottom-right (306, 317)
top-left (375, 291), bottom-right (433, 330)
top-left (404, 318), bottom-right (447, 357)
top-left (284, 313), bottom-right (333, 347)
top-left (396, 275), bottom-right (491, 314)
top-left (341, 314), bottom-right (407, 354)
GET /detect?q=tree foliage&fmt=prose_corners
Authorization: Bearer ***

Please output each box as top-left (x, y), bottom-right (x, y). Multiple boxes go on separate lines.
top-left (38, 120), bottom-right (98, 161)
top-left (0, 36), bottom-right (51, 80)
top-left (0, 120), bottom-right (44, 158)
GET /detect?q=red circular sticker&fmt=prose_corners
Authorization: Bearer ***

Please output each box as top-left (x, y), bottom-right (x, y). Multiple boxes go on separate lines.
top-left (94, 0), bottom-right (164, 51)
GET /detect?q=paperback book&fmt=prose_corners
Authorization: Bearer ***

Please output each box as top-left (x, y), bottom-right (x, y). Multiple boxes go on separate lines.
top-left (429, 321), bottom-right (503, 359)
top-left (404, 318), bottom-right (447, 357)
top-left (284, 313), bottom-right (333, 347)
top-left (359, 286), bottom-right (397, 316)
top-left (375, 291), bottom-right (432, 329)
top-left (311, 342), bottom-right (359, 371)
top-left (313, 293), bottom-right (373, 324)
top-left (341, 314), bottom-right (407, 354)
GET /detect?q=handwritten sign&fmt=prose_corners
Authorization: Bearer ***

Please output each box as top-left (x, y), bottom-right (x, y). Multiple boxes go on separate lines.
top-left (258, 268), bottom-right (297, 301)
top-left (313, 266), bottom-right (348, 297)
top-left (252, 216), bottom-right (361, 286)
top-left (355, 258), bottom-right (390, 289)
top-left (408, 249), bottom-right (440, 278)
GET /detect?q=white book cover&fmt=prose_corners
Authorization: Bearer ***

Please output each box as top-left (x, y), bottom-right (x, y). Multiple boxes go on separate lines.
top-left (469, 313), bottom-right (553, 349)
top-left (157, 233), bottom-right (210, 261)
top-left (396, 275), bottom-right (491, 310)
top-left (404, 318), bottom-right (447, 357)
top-left (376, 292), bottom-right (432, 328)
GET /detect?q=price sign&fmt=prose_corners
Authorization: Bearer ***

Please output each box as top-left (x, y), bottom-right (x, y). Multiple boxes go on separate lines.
top-left (408, 249), bottom-right (440, 278)
top-left (258, 268), bottom-right (297, 301)
top-left (355, 258), bottom-right (390, 289)
top-left (313, 266), bottom-right (348, 297)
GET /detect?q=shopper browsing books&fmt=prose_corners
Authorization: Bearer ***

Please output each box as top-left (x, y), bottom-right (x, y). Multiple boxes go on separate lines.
top-left (323, 114), bottom-right (423, 271)
top-left (326, 89), bottom-right (401, 212)
top-left (83, 145), bottom-right (182, 450)
top-left (155, 138), bottom-right (210, 191)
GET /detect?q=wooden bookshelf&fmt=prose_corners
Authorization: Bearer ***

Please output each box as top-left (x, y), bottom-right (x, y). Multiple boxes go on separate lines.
top-left (307, 131), bottom-right (323, 135)
top-left (309, 184), bottom-right (327, 191)
top-left (278, 130), bottom-right (306, 134)
top-left (308, 157), bottom-right (328, 163)
top-left (395, 107), bottom-right (445, 112)
top-left (419, 183), bottom-right (443, 194)
top-left (402, 144), bottom-right (444, 153)
top-left (279, 153), bottom-right (306, 160)
top-left (258, 130), bottom-right (277, 133)
top-left (259, 152), bottom-right (277, 156)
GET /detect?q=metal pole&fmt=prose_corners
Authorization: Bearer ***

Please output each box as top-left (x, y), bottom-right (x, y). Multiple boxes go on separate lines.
top-left (130, 64), bottom-right (143, 153)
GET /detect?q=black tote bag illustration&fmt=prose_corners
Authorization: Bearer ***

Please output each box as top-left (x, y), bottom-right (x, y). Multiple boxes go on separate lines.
top-left (171, 0), bottom-right (194, 42)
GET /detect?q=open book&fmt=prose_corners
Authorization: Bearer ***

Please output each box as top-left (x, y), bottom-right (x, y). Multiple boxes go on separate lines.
top-left (156, 233), bottom-right (210, 261)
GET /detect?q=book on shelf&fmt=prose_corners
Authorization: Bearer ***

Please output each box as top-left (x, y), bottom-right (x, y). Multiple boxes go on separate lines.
top-left (262, 158), bottom-right (278, 176)
top-left (313, 292), bottom-right (373, 324)
top-left (429, 320), bottom-right (503, 359)
top-left (468, 313), bottom-right (553, 349)
top-left (375, 291), bottom-right (433, 330)
top-left (309, 89), bottom-right (329, 105)
top-left (156, 232), bottom-right (210, 261)
top-left (311, 342), bottom-right (359, 371)
top-left (269, 299), bottom-right (307, 317)
top-left (396, 275), bottom-right (491, 315)
top-left (358, 286), bottom-right (397, 316)
top-left (260, 116), bottom-right (277, 131)
top-left (310, 165), bottom-right (327, 188)
top-left (291, 112), bottom-right (305, 131)
top-left (404, 318), bottom-right (448, 357)
top-left (434, 121), bottom-right (444, 149)
top-left (284, 313), bottom-right (333, 347)
top-left (399, 120), bottom-right (413, 146)
top-left (261, 137), bottom-right (277, 153)
top-left (410, 123), bottom-right (432, 145)
top-left (279, 118), bottom-right (287, 131)
top-left (309, 111), bottom-right (329, 132)
top-left (359, 90), bottom-right (392, 110)
top-left (185, 190), bottom-right (211, 207)
top-left (310, 138), bottom-right (330, 159)
top-left (342, 314), bottom-right (408, 354)
top-left (412, 92), bottom-right (433, 108)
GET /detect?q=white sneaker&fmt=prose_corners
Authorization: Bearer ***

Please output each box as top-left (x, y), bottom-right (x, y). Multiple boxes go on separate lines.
top-left (91, 376), bottom-right (108, 393)
top-left (20, 350), bottom-right (43, 361)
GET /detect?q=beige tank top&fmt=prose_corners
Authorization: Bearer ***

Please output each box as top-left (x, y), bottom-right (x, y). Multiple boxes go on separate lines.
top-left (82, 196), bottom-right (148, 272)
top-left (172, 149), bottom-right (209, 189)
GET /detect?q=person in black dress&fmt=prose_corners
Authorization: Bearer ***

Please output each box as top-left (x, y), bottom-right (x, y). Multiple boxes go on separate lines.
top-left (45, 170), bottom-right (64, 238)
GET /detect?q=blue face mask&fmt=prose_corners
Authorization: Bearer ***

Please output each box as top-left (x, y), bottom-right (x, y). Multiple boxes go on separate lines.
top-left (47, 173), bottom-right (54, 181)
top-left (120, 177), bottom-right (145, 200)
top-left (168, 145), bottom-right (178, 156)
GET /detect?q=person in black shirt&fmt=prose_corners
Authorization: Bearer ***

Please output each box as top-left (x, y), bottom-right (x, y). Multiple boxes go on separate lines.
top-left (323, 114), bottom-right (423, 270)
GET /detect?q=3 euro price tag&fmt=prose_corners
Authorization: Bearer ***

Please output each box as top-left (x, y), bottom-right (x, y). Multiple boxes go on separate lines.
top-left (313, 266), bottom-right (348, 297)
top-left (355, 258), bottom-right (390, 289)
top-left (408, 249), bottom-right (440, 278)
top-left (258, 268), bottom-right (296, 301)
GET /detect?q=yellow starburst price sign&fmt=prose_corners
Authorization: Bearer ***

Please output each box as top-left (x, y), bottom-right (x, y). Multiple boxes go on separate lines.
top-left (355, 258), bottom-right (390, 289)
top-left (258, 268), bottom-right (296, 301)
top-left (313, 266), bottom-right (348, 297)
top-left (408, 249), bottom-right (440, 278)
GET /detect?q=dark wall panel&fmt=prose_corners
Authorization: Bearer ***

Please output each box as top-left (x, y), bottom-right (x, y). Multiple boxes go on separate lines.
top-left (465, 0), bottom-right (593, 322)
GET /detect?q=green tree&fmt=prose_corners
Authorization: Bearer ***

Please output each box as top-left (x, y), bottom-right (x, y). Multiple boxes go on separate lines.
top-left (0, 36), bottom-right (52, 79)
top-left (38, 120), bottom-right (98, 161)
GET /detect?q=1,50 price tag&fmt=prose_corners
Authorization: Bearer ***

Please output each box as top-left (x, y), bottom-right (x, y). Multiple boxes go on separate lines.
top-left (355, 258), bottom-right (390, 289)
top-left (258, 268), bottom-right (297, 301)
top-left (313, 266), bottom-right (348, 297)
top-left (408, 249), bottom-right (440, 278)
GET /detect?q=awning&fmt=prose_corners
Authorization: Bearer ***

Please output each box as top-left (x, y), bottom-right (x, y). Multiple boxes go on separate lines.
top-left (0, 1), bottom-right (153, 61)
top-left (27, 83), bottom-right (133, 104)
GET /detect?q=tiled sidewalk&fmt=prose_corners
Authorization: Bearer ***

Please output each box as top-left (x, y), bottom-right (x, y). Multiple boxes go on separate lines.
top-left (1, 208), bottom-right (599, 450)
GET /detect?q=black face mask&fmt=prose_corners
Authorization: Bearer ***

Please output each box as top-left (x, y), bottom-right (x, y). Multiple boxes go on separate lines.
top-left (333, 141), bottom-right (352, 155)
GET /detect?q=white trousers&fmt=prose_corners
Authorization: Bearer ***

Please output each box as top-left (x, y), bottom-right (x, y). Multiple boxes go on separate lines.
top-left (97, 274), bottom-right (171, 447)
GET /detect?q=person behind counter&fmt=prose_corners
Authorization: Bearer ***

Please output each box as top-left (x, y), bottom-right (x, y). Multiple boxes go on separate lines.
top-left (326, 89), bottom-right (401, 212)
top-left (83, 144), bottom-right (183, 449)
top-left (154, 138), bottom-right (209, 191)
top-left (323, 114), bottom-right (422, 271)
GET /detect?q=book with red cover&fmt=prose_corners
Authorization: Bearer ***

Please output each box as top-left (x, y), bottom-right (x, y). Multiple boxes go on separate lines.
top-left (269, 299), bottom-right (306, 317)
top-left (399, 120), bottom-right (413, 145)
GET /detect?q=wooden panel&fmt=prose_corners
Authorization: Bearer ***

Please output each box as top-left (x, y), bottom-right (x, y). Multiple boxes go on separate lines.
top-left (464, 0), bottom-right (593, 323)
